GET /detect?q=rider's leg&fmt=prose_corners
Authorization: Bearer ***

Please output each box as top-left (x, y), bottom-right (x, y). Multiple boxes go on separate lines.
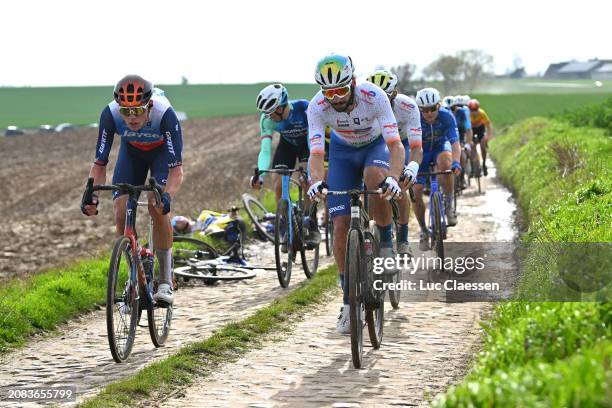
top-left (327, 139), bottom-right (363, 308)
top-left (364, 165), bottom-right (392, 242)
top-left (437, 149), bottom-right (457, 226)
top-left (113, 195), bottom-right (128, 236)
top-left (398, 138), bottom-right (411, 250)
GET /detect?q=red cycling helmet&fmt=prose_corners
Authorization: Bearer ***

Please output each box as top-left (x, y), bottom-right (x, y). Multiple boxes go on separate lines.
top-left (468, 99), bottom-right (480, 111)
top-left (114, 75), bottom-right (153, 107)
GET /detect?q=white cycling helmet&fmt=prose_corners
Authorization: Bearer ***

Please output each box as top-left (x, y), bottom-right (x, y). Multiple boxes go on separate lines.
top-left (452, 95), bottom-right (463, 106)
top-left (315, 54), bottom-right (355, 89)
top-left (367, 69), bottom-right (398, 94)
top-left (460, 95), bottom-right (471, 105)
top-left (256, 84), bottom-right (288, 114)
top-left (442, 95), bottom-right (454, 109)
top-left (415, 88), bottom-right (441, 108)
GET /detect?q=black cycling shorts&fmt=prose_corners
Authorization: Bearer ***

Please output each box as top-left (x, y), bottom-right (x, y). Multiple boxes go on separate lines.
top-left (272, 137), bottom-right (309, 169)
top-left (473, 124), bottom-right (486, 143)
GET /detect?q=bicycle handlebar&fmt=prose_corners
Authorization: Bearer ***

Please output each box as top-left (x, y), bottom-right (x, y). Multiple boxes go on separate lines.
top-left (86, 177), bottom-right (164, 207)
top-left (254, 166), bottom-right (307, 178)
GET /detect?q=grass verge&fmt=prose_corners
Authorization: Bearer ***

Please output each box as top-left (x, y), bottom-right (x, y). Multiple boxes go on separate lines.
top-left (0, 228), bottom-right (246, 353)
top-left (80, 264), bottom-right (338, 408)
top-left (433, 116), bottom-right (611, 407)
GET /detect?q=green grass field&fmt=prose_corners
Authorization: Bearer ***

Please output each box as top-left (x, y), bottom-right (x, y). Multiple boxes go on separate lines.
top-left (1, 79), bottom-right (611, 129)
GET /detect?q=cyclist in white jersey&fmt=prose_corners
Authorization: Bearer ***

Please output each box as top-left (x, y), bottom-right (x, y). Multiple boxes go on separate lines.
top-left (306, 54), bottom-right (405, 334)
top-left (367, 70), bottom-right (422, 257)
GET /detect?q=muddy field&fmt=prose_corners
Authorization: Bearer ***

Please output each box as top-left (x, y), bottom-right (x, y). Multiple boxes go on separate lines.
top-left (0, 116), bottom-right (263, 282)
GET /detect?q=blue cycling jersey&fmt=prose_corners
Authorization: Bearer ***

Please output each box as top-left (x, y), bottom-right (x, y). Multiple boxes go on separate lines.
top-left (420, 107), bottom-right (459, 152)
top-left (259, 99), bottom-right (309, 146)
top-left (453, 106), bottom-right (471, 132)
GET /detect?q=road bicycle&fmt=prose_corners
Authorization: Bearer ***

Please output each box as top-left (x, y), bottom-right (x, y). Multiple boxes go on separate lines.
top-left (325, 187), bottom-right (388, 369)
top-left (411, 168), bottom-right (452, 263)
top-left (254, 166), bottom-right (319, 288)
top-left (467, 145), bottom-right (482, 194)
top-left (172, 231), bottom-right (275, 284)
top-left (83, 177), bottom-right (172, 363)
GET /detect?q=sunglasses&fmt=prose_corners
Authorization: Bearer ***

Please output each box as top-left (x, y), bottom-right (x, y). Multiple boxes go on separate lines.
top-left (322, 85), bottom-right (351, 100)
top-left (419, 105), bottom-right (439, 114)
top-left (119, 105), bottom-right (149, 117)
top-left (265, 105), bottom-right (285, 119)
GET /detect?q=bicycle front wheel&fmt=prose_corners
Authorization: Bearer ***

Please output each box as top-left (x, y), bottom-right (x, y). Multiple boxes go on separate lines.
top-left (364, 231), bottom-right (384, 349)
top-left (432, 192), bottom-right (445, 262)
top-left (107, 236), bottom-right (139, 363)
top-left (242, 193), bottom-right (274, 242)
top-left (300, 212), bottom-right (319, 279)
top-left (147, 256), bottom-right (173, 347)
top-left (174, 264), bottom-right (256, 282)
top-left (275, 199), bottom-right (293, 288)
top-left (346, 229), bottom-right (364, 369)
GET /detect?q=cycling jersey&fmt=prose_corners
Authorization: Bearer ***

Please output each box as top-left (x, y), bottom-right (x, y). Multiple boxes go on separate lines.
top-left (470, 108), bottom-right (491, 127)
top-left (259, 99), bottom-right (309, 145)
top-left (420, 107), bottom-right (459, 152)
top-left (95, 88), bottom-right (183, 168)
top-left (258, 99), bottom-right (310, 172)
top-left (453, 106), bottom-right (471, 143)
top-left (307, 81), bottom-right (401, 152)
top-left (392, 94), bottom-right (422, 149)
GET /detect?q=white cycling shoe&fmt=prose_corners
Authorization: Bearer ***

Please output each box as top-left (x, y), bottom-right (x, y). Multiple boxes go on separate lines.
top-left (153, 283), bottom-right (174, 305)
top-left (336, 305), bottom-right (351, 334)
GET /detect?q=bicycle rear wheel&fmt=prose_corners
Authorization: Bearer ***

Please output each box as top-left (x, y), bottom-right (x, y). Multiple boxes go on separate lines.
top-left (174, 264), bottom-right (256, 282)
top-left (242, 193), bottom-right (274, 242)
top-left (172, 236), bottom-right (218, 267)
top-left (275, 199), bottom-right (293, 288)
top-left (324, 212), bottom-right (332, 256)
top-left (147, 255), bottom-right (173, 347)
top-left (346, 229), bottom-right (364, 369)
top-left (300, 210), bottom-right (319, 279)
top-left (107, 236), bottom-right (139, 363)
top-left (364, 231), bottom-right (384, 349)
top-left (432, 192), bottom-right (445, 262)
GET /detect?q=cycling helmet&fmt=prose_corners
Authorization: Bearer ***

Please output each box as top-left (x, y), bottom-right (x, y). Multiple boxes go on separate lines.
top-left (315, 54), bottom-right (355, 89)
top-left (366, 70), bottom-right (398, 94)
top-left (171, 215), bottom-right (191, 234)
top-left (114, 75), bottom-right (153, 107)
top-left (442, 96), bottom-right (454, 109)
top-left (256, 84), bottom-right (288, 114)
top-left (415, 88), bottom-right (441, 107)
top-left (456, 95), bottom-right (470, 106)
top-left (468, 99), bottom-right (480, 111)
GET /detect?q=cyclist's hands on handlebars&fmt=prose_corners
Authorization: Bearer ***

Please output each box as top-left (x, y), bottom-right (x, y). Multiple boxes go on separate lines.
top-left (400, 161), bottom-right (419, 189)
top-left (81, 193), bottom-right (99, 216)
top-left (451, 160), bottom-right (462, 176)
top-left (250, 175), bottom-right (263, 190)
top-left (381, 176), bottom-right (401, 200)
top-left (308, 180), bottom-right (328, 202)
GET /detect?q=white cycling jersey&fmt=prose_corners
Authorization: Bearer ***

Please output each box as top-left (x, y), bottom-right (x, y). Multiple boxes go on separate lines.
top-left (393, 94), bottom-right (422, 149)
top-left (307, 82), bottom-right (400, 153)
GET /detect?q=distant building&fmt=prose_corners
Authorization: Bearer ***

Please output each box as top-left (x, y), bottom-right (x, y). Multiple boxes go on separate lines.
top-left (544, 62), bottom-right (568, 78)
top-left (592, 63), bottom-right (612, 80)
top-left (544, 59), bottom-right (612, 79)
top-left (509, 67), bottom-right (526, 79)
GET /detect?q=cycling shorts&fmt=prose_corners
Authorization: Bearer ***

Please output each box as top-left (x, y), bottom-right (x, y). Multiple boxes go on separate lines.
top-left (327, 136), bottom-right (389, 219)
top-left (416, 142), bottom-right (452, 185)
top-left (473, 124), bottom-right (486, 143)
top-left (273, 136), bottom-right (309, 169)
top-left (112, 143), bottom-right (170, 199)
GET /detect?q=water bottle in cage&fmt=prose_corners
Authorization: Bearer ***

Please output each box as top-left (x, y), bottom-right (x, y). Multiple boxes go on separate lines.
top-left (140, 247), bottom-right (155, 282)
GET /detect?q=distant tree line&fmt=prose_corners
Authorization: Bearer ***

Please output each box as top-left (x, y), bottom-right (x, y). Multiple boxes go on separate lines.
top-left (391, 49), bottom-right (494, 95)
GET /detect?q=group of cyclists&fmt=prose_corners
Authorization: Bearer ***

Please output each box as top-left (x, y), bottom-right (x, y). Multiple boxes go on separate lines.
top-left (79, 53), bottom-right (494, 334)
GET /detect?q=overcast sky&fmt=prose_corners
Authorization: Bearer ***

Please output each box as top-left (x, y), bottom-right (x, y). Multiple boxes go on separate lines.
top-left (1, 0), bottom-right (609, 86)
